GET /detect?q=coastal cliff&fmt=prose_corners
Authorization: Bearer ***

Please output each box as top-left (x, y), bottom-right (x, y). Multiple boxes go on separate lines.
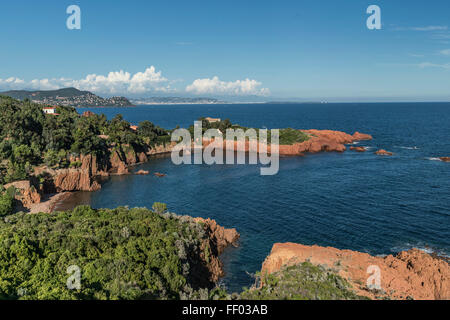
top-left (192, 217), bottom-right (240, 283)
top-left (7, 143), bottom-right (177, 213)
top-left (260, 243), bottom-right (449, 300)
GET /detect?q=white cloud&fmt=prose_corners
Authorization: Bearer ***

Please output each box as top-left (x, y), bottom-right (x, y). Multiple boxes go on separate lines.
top-left (0, 66), bottom-right (172, 95)
top-left (0, 77), bottom-right (25, 90)
top-left (439, 49), bottom-right (450, 56)
top-left (68, 66), bottom-right (170, 94)
top-left (417, 62), bottom-right (450, 69)
top-left (411, 26), bottom-right (448, 31)
top-left (408, 53), bottom-right (425, 58)
top-left (393, 25), bottom-right (448, 32)
top-left (1, 67), bottom-right (272, 97)
top-left (186, 76), bottom-right (270, 96)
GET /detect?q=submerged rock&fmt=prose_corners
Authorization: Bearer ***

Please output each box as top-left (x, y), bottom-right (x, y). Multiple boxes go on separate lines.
top-left (135, 170), bottom-right (150, 175)
top-left (154, 172), bottom-right (166, 177)
top-left (350, 146), bottom-right (366, 152)
top-left (375, 149), bottom-right (393, 156)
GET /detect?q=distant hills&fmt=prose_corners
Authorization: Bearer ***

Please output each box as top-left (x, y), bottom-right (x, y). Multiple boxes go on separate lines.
top-left (0, 88), bottom-right (133, 107)
top-left (131, 97), bottom-right (225, 105)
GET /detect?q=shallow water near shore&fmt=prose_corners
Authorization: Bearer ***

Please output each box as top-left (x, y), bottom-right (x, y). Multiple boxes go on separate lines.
top-left (61, 103), bottom-right (450, 292)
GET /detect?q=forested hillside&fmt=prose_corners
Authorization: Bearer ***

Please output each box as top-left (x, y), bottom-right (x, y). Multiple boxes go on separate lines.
top-left (0, 95), bottom-right (170, 186)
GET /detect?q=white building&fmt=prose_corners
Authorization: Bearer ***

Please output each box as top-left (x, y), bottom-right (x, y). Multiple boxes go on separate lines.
top-left (43, 107), bottom-right (56, 115)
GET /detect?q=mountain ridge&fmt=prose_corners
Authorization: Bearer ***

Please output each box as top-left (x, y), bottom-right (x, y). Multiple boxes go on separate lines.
top-left (0, 87), bottom-right (133, 107)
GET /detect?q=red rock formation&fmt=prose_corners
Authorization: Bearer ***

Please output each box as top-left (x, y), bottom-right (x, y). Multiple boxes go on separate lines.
top-left (154, 172), bottom-right (166, 177)
top-left (440, 157), bottom-right (450, 162)
top-left (54, 170), bottom-right (101, 192)
top-left (202, 129), bottom-right (372, 156)
top-left (353, 132), bottom-right (373, 141)
top-left (29, 144), bottom-right (173, 198)
top-left (109, 150), bottom-right (130, 175)
top-left (193, 218), bottom-right (240, 282)
top-left (82, 111), bottom-right (95, 117)
top-left (22, 187), bottom-right (42, 207)
top-left (261, 243), bottom-right (450, 300)
top-left (52, 154), bottom-right (103, 192)
top-left (350, 146), bottom-right (366, 152)
top-left (135, 170), bottom-right (149, 175)
top-left (194, 218), bottom-right (240, 255)
top-left (375, 149), bottom-right (393, 156)
top-left (137, 152), bottom-right (148, 163)
top-left (4, 180), bottom-right (42, 208)
top-left (125, 148), bottom-right (138, 165)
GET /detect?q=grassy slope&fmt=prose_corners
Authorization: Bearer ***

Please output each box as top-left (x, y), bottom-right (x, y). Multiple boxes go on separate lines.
top-left (240, 262), bottom-right (368, 300)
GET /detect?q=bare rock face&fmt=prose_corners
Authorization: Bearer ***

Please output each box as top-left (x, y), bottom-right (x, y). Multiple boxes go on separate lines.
top-left (147, 142), bottom-right (177, 155)
top-left (21, 187), bottom-right (42, 207)
top-left (350, 146), bottom-right (366, 152)
top-left (375, 149), bottom-right (393, 156)
top-left (54, 170), bottom-right (101, 192)
top-left (3, 180), bottom-right (42, 208)
top-left (53, 154), bottom-right (102, 192)
top-left (294, 129), bottom-right (372, 155)
top-left (137, 152), bottom-right (148, 163)
top-left (193, 217), bottom-right (240, 282)
top-left (194, 217), bottom-right (240, 255)
top-left (125, 149), bottom-right (137, 165)
top-left (440, 157), bottom-right (450, 162)
top-left (109, 150), bottom-right (130, 175)
top-left (82, 111), bottom-right (95, 117)
top-left (353, 132), bottom-right (373, 141)
top-left (135, 170), bottom-right (149, 175)
top-left (261, 243), bottom-right (450, 300)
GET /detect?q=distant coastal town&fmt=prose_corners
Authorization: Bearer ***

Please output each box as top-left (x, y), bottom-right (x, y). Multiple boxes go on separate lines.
top-left (0, 88), bottom-right (132, 107)
top-left (0, 87), bottom-right (316, 108)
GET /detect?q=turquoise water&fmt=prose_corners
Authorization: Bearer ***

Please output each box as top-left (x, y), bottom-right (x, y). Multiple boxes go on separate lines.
top-left (66, 103), bottom-right (450, 292)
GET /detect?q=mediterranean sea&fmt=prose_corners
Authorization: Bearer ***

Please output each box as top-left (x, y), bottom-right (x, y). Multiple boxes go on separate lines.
top-left (60, 102), bottom-right (450, 292)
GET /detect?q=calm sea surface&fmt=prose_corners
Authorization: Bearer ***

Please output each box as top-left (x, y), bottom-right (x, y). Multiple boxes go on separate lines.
top-left (60, 103), bottom-right (450, 292)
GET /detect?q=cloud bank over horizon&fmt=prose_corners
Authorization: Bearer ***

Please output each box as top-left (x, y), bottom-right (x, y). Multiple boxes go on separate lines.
top-left (186, 76), bottom-right (270, 96)
top-left (0, 66), bottom-right (270, 98)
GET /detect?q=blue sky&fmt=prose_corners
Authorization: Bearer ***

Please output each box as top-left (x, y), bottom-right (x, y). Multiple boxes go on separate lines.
top-left (0, 0), bottom-right (449, 101)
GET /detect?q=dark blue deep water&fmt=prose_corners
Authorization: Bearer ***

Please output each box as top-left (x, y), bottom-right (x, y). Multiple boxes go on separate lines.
top-left (65, 103), bottom-right (450, 291)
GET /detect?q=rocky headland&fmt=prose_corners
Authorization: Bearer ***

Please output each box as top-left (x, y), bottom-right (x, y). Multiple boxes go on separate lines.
top-left (260, 242), bottom-right (449, 300)
top-left (203, 129), bottom-right (373, 156)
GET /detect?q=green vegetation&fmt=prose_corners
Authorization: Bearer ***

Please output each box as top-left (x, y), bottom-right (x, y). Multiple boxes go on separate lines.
top-left (0, 205), bottom-right (217, 300)
top-left (240, 262), bottom-right (367, 300)
top-left (188, 118), bottom-right (310, 145)
top-left (0, 96), bottom-right (171, 185)
top-left (0, 186), bottom-right (14, 217)
top-left (277, 128), bottom-right (310, 145)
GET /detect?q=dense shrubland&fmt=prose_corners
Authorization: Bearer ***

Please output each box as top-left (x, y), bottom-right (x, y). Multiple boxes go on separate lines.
top-left (0, 205), bottom-right (220, 300)
top-left (0, 185), bottom-right (14, 217)
top-left (0, 96), bottom-right (171, 184)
